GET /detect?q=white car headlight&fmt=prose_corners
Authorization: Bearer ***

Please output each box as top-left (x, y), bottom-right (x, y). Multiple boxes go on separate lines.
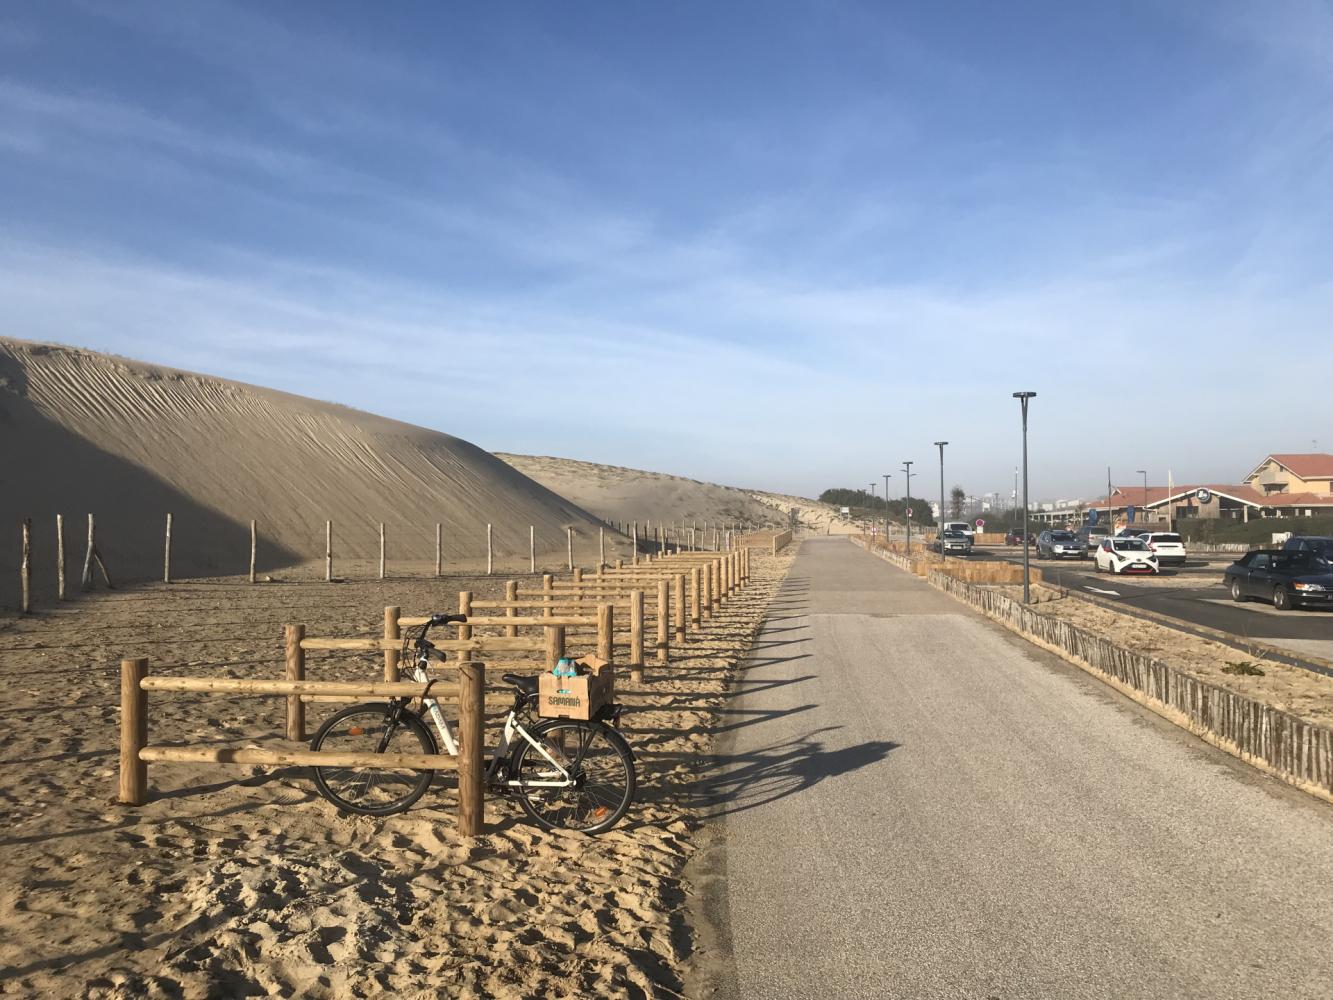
top-left (1294, 582), bottom-right (1326, 592)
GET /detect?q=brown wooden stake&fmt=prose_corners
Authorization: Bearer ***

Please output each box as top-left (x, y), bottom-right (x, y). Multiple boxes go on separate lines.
top-left (598, 603), bottom-right (614, 661)
top-left (325, 520), bottom-right (333, 582)
top-left (674, 573), bottom-right (686, 641)
top-left (691, 567), bottom-right (702, 627)
top-left (630, 589), bottom-right (645, 683)
top-left (20, 519), bottom-right (31, 614)
top-left (599, 527), bottom-right (605, 568)
top-left (529, 525), bottom-right (535, 574)
top-left (505, 580), bottom-right (518, 637)
top-left (487, 523), bottom-right (493, 575)
top-left (457, 592), bottom-right (472, 660)
top-left (632, 521), bottom-right (638, 565)
top-left (119, 657), bottom-right (148, 806)
top-left (567, 526), bottom-right (574, 571)
top-left (545, 623), bottom-right (566, 671)
top-left (383, 606), bottom-right (400, 681)
top-left (93, 548), bottom-right (113, 589)
top-left (656, 579), bottom-right (669, 664)
top-left (81, 513), bottom-right (95, 591)
top-left (616, 558), bottom-right (623, 569)
top-left (285, 624), bottom-right (305, 741)
top-left (56, 513), bottom-right (65, 601)
top-left (379, 522), bottom-right (386, 580)
top-left (457, 660), bottom-right (485, 837)
top-left (542, 573), bottom-right (554, 618)
top-left (163, 512), bottom-right (172, 585)
top-left (435, 523), bottom-right (442, 577)
top-left (249, 519), bottom-right (257, 584)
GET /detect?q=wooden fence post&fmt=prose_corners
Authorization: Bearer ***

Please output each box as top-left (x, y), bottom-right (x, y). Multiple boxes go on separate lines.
top-left (457, 592), bottom-right (472, 660)
top-left (325, 520), bottom-right (333, 581)
top-left (599, 527), bottom-right (605, 568)
top-left (567, 527), bottom-right (574, 571)
top-left (598, 603), bottom-right (613, 661)
top-left (545, 624), bottom-right (566, 671)
top-left (674, 573), bottom-right (686, 641)
top-left (692, 566), bottom-right (703, 626)
top-left (56, 513), bottom-right (65, 601)
top-left (163, 512), bottom-right (172, 584)
top-left (384, 606), bottom-right (400, 681)
top-left (656, 579), bottom-right (669, 664)
top-left (542, 574), bottom-right (554, 619)
top-left (285, 624), bottom-right (305, 741)
top-left (20, 519), bottom-right (31, 614)
top-left (435, 523), bottom-right (442, 577)
top-left (119, 657), bottom-right (148, 806)
top-left (81, 513), bottom-right (95, 591)
top-left (379, 522), bottom-right (386, 580)
top-left (457, 661), bottom-right (485, 837)
top-left (632, 521), bottom-right (638, 565)
top-left (249, 519), bottom-right (257, 584)
top-left (529, 525), bottom-right (535, 574)
top-left (487, 523), bottom-right (493, 575)
top-left (506, 580), bottom-right (518, 637)
top-left (630, 589), bottom-right (645, 683)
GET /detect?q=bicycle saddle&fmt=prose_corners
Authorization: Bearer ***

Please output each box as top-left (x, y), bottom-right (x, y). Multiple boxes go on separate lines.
top-left (502, 673), bottom-right (540, 696)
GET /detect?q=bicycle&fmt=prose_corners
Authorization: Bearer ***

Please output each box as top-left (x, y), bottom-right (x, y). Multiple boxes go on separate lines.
top-left (307, 613), bottom-right (636, 834)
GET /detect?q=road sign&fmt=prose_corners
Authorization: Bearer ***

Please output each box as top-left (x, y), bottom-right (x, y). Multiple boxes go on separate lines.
top-left (906, 507), bottom-right (913, 517)
top-left (1127, 505), bottom-right (1136, 522)
top-left (1089, 509), bottom-right (1099, 525)
top-left (975, 519), bottom-right (985, 529)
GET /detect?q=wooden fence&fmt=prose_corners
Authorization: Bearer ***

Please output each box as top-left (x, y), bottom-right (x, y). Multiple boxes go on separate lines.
top-left (118, 656), bottom-right (488, 835)
top-left (927, 570), bottom-right (1333, 802)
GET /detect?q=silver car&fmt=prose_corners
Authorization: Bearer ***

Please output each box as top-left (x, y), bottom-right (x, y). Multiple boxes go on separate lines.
top-left (1037, 530), bottom-right (1087, 559)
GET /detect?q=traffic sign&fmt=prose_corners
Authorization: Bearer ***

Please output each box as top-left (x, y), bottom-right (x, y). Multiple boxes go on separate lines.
top-left (975, 519), bottom-right (985, 528)
top-left (906, 507), bottom-right (913, 517)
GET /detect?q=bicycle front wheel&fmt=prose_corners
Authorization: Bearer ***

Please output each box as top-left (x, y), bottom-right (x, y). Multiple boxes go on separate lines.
top-left (510, 719), bottom-right (636, 835)
top-left (309, 703), bottom-right (437, 816)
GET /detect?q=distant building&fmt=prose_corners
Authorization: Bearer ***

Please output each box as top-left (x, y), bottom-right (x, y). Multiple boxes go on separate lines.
top-left (1243, 454), bottom-right (1333, 499)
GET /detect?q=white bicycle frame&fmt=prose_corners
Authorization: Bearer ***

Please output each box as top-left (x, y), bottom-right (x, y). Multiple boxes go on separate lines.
top-left (410, 661), bottom-right (573, 788)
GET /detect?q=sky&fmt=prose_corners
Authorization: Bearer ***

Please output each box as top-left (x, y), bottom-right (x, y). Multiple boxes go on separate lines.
top-left (1, 1), bottom-right (1331, 502)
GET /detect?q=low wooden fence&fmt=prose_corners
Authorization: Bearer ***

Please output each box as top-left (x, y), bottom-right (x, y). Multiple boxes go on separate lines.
top-left (927, 571), bottom-right (1333, 802)
top-left (853, 535), bottom-right (1044, 585)
top-left (118, 656), bottom-right (489, 835)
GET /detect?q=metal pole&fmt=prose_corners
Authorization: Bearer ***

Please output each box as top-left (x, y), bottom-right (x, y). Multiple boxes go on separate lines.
top-left (869, 483), bottom-right (876, 537)
top-left (1138, 469), bottom-right (1148, 524)
top-left (883, 474), bottom-right (891, 538)
top-left (934, 442), bottom-right (947, 561)
top-left (903, 461), bottom-right (914, 552)
top-left (1014, 392), bottom-right (1036, 603)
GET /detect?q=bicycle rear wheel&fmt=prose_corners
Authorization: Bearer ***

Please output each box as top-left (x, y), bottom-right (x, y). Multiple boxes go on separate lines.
top-left (510, 719), bottom-right (635, 835)
top-left (309, 703), bottom-right (437, 816)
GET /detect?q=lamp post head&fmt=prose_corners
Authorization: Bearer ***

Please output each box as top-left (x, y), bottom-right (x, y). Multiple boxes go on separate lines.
top-left (1012, 391), bottom-right (1036, 399)
top-left (934, 441), bottom-right (948, 448)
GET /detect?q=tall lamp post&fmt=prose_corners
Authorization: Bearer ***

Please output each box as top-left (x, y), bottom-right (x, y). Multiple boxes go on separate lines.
top-left (883, 473), bottom-right (891, 538)
top-left (934, 441), bottom-right (948, 561)
top-left (1137, 469), bottom-right (1148, 526)
top-left (903, 461), bottom-right (914, 552)
top-left (868, 483), bottom-right (876, 536)
top-left (1013, 392), bottom-right (1036, 603)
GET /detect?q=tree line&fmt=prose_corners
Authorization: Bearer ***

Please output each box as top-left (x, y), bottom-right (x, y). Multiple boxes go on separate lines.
top-left (818, 488), bottom-right (936, 526)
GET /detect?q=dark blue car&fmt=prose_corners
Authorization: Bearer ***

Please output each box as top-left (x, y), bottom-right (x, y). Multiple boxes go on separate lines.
top-left (1225, 549), bottom-right (1333, 611)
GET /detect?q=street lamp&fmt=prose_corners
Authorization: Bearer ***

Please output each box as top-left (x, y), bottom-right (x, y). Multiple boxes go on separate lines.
top-left (1137, 469), bottom-right (1148, 526)
top-left (868, 483), bottom-right (876, 536)
top-left (934, 442), bottom-right (948, 561)
top-left (883, 473), bottom-right (891, 538)
top-left (1013, 392), bottom-right (1036, 603)
top-left (903, 461), bottom-right (914, 552)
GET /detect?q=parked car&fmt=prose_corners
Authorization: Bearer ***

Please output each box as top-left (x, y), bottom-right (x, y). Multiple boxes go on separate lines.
top-left (1225, 549), bottom-right (1333, 611)
top-left (1037, 530), bottom-right (1087, 560)
top-left (943, 521), bottom-right (974, 542)
top-left (1094, 537), bottom-right (1159, 575)
top-left (1137, 531), bottom-right (1188, 566)
top-left (1005, 527), bottom-right (1033, 546)
top-left (935, 530), bottom-right (973, 556)
top-left (1076, 525), bottom-right (1111, 552)
top-left (1282, 536), bottom-right (1333, 560)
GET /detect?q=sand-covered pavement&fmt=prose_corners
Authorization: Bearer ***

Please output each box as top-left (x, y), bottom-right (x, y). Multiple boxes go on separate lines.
top-left (0, 551), bottom-right (793, 998)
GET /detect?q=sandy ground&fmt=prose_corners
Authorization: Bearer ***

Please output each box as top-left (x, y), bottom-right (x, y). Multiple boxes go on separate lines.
top-left (993, 585), bottom-right (1333, 727)
top-left (0, 551), bottom-right (794, 998)
top-left (1, 339), bottom-right (606, 609)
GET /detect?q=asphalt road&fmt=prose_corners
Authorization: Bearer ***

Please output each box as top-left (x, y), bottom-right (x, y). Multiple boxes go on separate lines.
top-left (977, 546), bottom-right (1333, 648)
top-left (698, 537), bottom-right (1333, 1000)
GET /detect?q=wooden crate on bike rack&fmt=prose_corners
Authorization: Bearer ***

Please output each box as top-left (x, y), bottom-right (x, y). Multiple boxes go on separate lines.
top-left (538, 656), bottom-right (614, 721)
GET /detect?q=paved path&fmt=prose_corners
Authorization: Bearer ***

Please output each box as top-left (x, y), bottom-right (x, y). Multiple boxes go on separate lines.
top-left (699, 537), bottom-right (1333, 1000)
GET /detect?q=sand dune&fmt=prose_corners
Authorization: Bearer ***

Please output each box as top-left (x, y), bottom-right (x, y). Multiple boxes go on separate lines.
top-left (0, 339), bottom-right (610, 606)
top-left (498, 453), bottom-right (789, 528)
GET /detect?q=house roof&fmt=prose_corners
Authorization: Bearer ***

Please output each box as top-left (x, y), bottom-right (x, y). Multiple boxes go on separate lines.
top-left (1090, 484), bottom-right (1268, 510)
top-left (1244, 453), bottom-right (1333, 483)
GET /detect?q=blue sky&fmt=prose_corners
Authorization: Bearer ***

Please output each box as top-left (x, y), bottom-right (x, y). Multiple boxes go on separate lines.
top-left (2, 1), bottom-right (1330, 501)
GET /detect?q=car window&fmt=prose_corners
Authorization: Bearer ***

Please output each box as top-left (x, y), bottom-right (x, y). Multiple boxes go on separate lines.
top-left (1250, 554), bottom-right (1270, 570)
top-left (1051, 532), bottom-right (1075, 541)
top-left (1113, 539), bottom-right (1147, 551)
top-left (1153, 534), bottom-right (1182, 544)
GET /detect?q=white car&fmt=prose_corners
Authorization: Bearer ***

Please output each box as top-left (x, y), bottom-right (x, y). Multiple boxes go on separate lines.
top-left (944, 521), bottom-right (974, 542)
top-left (1095, 537), bottom-right (1160, 575)
top-left (1137, 531), bottom-right (1188, 567)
